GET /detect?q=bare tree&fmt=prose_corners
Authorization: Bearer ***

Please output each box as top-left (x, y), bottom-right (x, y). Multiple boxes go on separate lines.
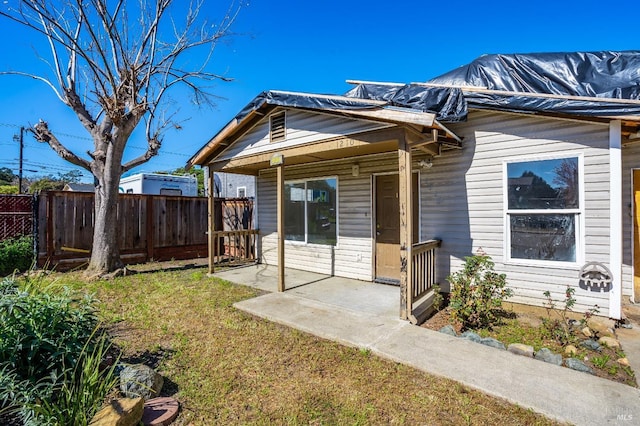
top-left (0, 0), bottom-right (241, 276)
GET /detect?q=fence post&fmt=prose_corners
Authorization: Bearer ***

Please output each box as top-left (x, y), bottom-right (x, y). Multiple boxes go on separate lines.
top-left (46, 191), bottom-right (54, 262)
top-left (32, 193), bottom-right (38, 266)
top-left (146, 195), bottom-right (154, 261)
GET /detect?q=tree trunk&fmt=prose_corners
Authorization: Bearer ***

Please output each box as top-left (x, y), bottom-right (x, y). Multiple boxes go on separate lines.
top-left (86, 140), bottom-right (126, 276)
top-left (86, 178), bottom-right (123, 275)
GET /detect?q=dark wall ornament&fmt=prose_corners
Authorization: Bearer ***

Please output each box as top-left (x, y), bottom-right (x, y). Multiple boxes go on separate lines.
top-left (578, 262), bottom-right (613, 292)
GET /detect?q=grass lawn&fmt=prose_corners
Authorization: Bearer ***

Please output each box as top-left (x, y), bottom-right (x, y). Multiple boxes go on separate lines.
top-left (62, 266), bottom-right (559, 425)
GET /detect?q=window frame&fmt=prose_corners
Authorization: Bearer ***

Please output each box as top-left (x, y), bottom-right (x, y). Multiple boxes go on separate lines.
top-left (503, 153), bottom-right (585, 267)
top-left (284, 176), bottom-right (339, 247)
top-left (237, 186), bottom-right (247, 198)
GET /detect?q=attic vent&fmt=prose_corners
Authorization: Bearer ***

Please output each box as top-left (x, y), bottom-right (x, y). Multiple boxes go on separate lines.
top-left (270, 111), bottom-right (286, 142)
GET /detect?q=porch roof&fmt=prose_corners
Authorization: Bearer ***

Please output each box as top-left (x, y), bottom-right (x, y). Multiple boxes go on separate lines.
top-left (186, 90), bottom-right (461, 171)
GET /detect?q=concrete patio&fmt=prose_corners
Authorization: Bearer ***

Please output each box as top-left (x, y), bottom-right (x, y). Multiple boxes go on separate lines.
top-left (211, 264), bottom-right (640, 426)
top-left (212, 263), bottom-right (400, 319)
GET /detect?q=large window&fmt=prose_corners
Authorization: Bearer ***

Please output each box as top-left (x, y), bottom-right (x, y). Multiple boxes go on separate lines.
top-left (285, 177), bottom-right (337, 246)
top-left (505, 156), bottom-right (581, 264)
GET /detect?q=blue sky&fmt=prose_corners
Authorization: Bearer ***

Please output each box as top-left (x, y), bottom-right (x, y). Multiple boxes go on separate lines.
top-left (0, 0), bottom-right (637, 183)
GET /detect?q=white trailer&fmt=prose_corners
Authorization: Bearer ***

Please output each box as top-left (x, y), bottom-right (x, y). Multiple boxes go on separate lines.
top-left (119, 173), bottom-right (198, 196)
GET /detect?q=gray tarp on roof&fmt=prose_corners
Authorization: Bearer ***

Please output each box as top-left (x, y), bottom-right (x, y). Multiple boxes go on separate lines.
top-left (193, 51), bottom-right (640, 166)
top-left (344, 84), bottom-right (467, 122)
top-left (236, 90), bottom-right (385, 121)
top-left (345, 51), bottom-right (640, 121)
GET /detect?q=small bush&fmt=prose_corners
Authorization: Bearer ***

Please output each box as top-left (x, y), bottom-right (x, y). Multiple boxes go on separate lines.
top-left (447, 253), bottom-right (512, 329)
top-left (0, 235), bottom-right (34, 276)
top-left (542, 286), bottom-right (599, 346)
top-left (0, 276), bottom-right (113, 424)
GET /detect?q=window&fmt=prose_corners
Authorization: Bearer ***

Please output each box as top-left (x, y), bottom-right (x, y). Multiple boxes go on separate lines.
top-left (285, 177), bottom-right (337, 246)
top-left (160, 188), bottom-right (182, 196)
top-left (270, 111), bottom-right (286, 142)
top-left (237, 186), bottom-right (247, 198)
top-left (505, 156), bottom-right (581, 264)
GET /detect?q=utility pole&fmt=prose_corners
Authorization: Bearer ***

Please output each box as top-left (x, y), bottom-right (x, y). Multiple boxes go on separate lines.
top-left (13, 127), bottom-right (24, 194)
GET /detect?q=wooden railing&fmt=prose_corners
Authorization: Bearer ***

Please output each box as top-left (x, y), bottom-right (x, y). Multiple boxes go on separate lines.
top-left (412, 239), bottom-right (441, 300)
top-left (211, 229), bottom-right (259, 266)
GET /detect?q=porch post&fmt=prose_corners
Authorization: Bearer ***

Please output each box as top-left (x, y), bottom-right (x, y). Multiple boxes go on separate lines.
top-left (398, 131), bottom-right (413, 320)
top-left (609, 120), bottom-right (622, 320)
top-left (207, 167), bottom-right (216, 275)
top-left (277, 164), bottom-right (285, 292)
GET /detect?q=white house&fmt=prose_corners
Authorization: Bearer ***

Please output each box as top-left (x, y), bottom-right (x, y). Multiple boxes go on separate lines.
top-left (188, 51), bottom-right (640, 323)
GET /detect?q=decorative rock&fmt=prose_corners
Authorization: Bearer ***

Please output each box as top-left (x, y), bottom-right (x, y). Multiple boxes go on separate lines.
top-left (598, 336), bottom-right (621, 349)
top-left (581, 327), bottom-right (593, 338)
top-left (120, 364), bottom-right (164, 400)
top-left (535, 348), bottom-right (563, 366)
top-left (480, 337), bottom-right (506, 350)
top-left (567, 319), bottom-right (581, 329)
top-left (507, 343), bottom-right (534, 357)
top-left (617, 357), bottom-right (630, 367)
top-left (565, 345), bottom-right (578, 356)
top-left (564, 358), bottom-right (594, 374)
top-left (580, 339), bottom-right (602, 352)
top-left (588, 319), bottom-right (616, 337)
top-left (142, 397), bottom-right (180, 426)
top-left (460, 331), bottom-right (481, 343)
top-left (438, 324), bottom-right (458, 337)
top-left (89, 397), bottom-right (144, 426)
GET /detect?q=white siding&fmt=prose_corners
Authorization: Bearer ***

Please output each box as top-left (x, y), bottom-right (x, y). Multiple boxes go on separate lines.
top-left (252, 108), bottom-right (621, 316)
top-left (257, 154), bottom-right (403, 281)
top-left (622, 139), bottom-right (640, 299)
top-left (423, 110), bottom-right (612, 316)
top-left (218, 109), bottom-right (391, 162)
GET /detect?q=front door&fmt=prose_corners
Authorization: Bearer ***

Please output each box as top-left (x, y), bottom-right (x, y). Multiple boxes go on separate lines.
top-left (634, 170), bottom-right (640, 302)
top-left (374, 174), bottom-right (419, 283)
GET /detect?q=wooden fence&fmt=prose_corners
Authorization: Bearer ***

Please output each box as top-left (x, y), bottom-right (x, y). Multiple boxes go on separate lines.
top-left (35, 191), bottom-right (254, 270)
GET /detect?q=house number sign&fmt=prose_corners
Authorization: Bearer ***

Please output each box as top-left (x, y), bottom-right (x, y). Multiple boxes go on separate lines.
top-left (578, 261), bottom-right (613, 293)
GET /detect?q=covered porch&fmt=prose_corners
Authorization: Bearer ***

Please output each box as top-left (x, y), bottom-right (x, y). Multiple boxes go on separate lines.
top-left (188, 90), bottom-right (462, 324)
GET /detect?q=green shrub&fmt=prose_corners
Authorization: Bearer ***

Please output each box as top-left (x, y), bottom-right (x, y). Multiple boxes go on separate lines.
top-left (0, 235), bottom-right (34, 276)
top-left (0, 276), bottom-right (112, 424)
top-left (447, 253), bottom-right (512, 329)
top-left (27, 334), bottom-right (120, 425)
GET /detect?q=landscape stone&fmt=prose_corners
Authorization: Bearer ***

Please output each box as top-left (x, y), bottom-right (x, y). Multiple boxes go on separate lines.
top-left (480, 337), bottom-right (506, 350)
top-left (535, 348), bottom-right (563, 366)
top-left (507, 343), bottom-right (534, 357)
top-left (598, 336), bottom-right (621, 349)
top-left (438, 324), bottom-right (457, 337)
top-left (567, 319), bottom-right (581, 329)
top-left (142, 397), bottom-right (180, 426)
top-left (588, 319), bottom-right (616, 337)
top-left (564, 345), bottom-right (578, 356)
top-left (89, 397), bottom-right (144, 426)
top-left (581, 327), bottom-right (592, 338)
top-left (617, 357), bottom-right (630, 367)
top-left (460, 330), bottom-right (481, 343)
top-left (120, 364), bottom-right (164, 400)
top-left (580, 339), bottom-right (602, 352)
top-left (564, 358), bottom-right (594, 374)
